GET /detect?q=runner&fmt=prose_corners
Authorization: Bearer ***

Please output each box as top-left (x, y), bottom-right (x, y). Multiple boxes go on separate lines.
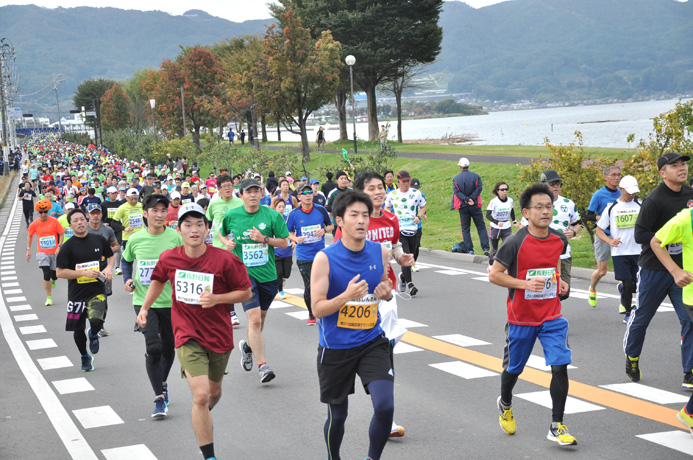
top-left (384, 171), bottom-right (426, 296)
top-left (18, 181), bottom-right (36, 228)
top-left (273, 200), bottom-right (295, 300)
top-left (286, 182), bottom-right (333, 325)
top-left (486, 181), bottom-right (518, 267)
top-left (489, 182), bottom-right (576, 447)
top-left (113, 188), bottom-right (145, 250)
top-left (625, 152), bottom-right (693, 388)
top-left (166, 191), bottom-right (182, 229)
top-left (26, 199), bottom-right (65, 306)
top-left (311, 190), bottom-right (395, 460)
top-left (219, 179), bottom-right (289, 383)
top-left (595, 176), bottom-right (642, 322)
top-left (136, 202), bottom-right (251, 460)
top-left (102, 186), bottom-right (125, 275)
top-left (270, 178), bottom-right (298, 218)
top-left (122, 194), bottom-right (183, 417)
top-left (586, 165), bottom-right (622, 307)
top-left (56, 208), bottom-right (115, 372)
top-left (58, 202), bottom-right (76, 242)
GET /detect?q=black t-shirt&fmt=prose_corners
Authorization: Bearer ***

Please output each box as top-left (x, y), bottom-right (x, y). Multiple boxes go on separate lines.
top-left (57, 233), bottom-right (114, 300)
top-left (18, 189), bottom-right (36, 207)
top-left (635, 182), bottom-right (693, 270)
top-left (140, 185), bottom-right (155, 198)
top-left (102, 199), bottom-right (125, 238)
top-left (321, 180), bottom-right (337, 197)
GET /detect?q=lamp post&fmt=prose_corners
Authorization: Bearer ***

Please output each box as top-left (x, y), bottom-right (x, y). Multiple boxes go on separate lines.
top-left (149, 98), bottom-right (158, 143)
top-left (345, 54), bottom-right (357, 153)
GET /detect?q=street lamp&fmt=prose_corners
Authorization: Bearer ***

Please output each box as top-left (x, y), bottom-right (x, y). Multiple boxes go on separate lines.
top-left (149, 99), bottom-right (158, 143)
top-left (345, 54), bottom-right (357, 153)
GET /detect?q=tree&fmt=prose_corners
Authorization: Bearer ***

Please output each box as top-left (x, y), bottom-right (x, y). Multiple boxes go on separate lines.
top-left (382, 63), bottom-right (427, 142)
top-left (263, 12), bottom-right (343, 161)
top-left (100, 83), bottom-right (131, 131)
top-left (73, 78), bottom-right (116, 140)
top-left (270, 0), bottom-right (444, 141)
top-left (123, 68), bottom-right (153, 133)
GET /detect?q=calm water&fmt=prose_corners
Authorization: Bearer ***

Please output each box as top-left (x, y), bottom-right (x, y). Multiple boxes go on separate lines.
top-left (265, 98), bottom-right (691, 148)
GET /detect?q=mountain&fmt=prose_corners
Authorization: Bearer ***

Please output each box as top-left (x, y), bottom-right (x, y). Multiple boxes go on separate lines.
top-left (1, 1), bottom-right (691, 120)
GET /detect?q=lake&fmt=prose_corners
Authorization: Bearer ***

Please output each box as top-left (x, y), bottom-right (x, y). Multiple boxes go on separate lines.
top-left (264, 98), bottom-right (691, 148)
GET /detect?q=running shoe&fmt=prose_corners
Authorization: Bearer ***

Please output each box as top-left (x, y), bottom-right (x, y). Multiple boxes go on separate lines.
top-left (51, 279), bottom-right (56, 289)
top-left (259, 363), bottom-right (275, 383)
top-left (88, 329), bottom-right (100, 354)
top-left (239, 339), bottom-right (253, 371)
top-left (99, 328), bottom-right (109, 337)
top-left (587, 291), bottom-right (597, 308)
top-left (623, 314), bottom-right (630, 325)
top-left (483, 250), bottom-right (490, 256)
top-left (390, 422), bottom-right (405, 438)
top-left (626, 355), bottom-right (641, 382)
top-left (81, 354), bottom-right (94, 372)
top-left (497, 396), bottom-right (516, 435)
top-left (408, 283), bottom-right (418, 297)
top-left (618, 304), bottom-right (626, 314)
top-left (678, 407), bottom-right (693, 435)
top-left (114, 267), bottom-right (122, 275)
top-left (306, 317), bottom-right (317, 326)
top-left (231, 311), bottom-right (240, 327)
top-left (162, 383), bottom-right (169, 406)
top-left (547, 423), bottom-right (577, 446)
top-left (682, 372), bottom-right (693, 390)
top-left (398, 273), bottom-right (406, 293)
top-left (468, 250), bottom-right (475, 255)
top-left (277, 290), bottom-right (286, 300)
top-left (152, 397), bottom-right (168, 418)
top-left (44, 297), bottom-right (53, 306)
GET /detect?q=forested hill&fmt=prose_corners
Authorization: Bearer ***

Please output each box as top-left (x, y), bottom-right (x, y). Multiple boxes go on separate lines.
top-left (1, 0), bottom-right (691, 119)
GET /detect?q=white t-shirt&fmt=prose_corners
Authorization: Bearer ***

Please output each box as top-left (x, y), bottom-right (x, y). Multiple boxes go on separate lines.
top-left (385, 188), bottom-right (426, 236)
top-left (521, 195), bottom-right (580, 259)
top-left (487, 196), bottom-right (514, 230)
top-left (597, 199), bottom-right (641, 256)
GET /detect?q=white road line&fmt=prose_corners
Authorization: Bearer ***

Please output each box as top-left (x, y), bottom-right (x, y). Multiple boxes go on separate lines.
top-left (472, 276), bottom-right (490, 282)
top-left (102, 444), bottom-right (157, 460)
top-left (416, 262), bottom-right (487, 276)
top-left (270, 300), bottom-right (295, 309)
top-left (37, 356), bottom-right (73, 370)
top-left (636, 431), bottom-right (693, 456)
top-left (4, 289), bottom-right (23, 294)
top-left (284, 288), bottom-right (305, 295)
top-left (397, 318), bottom-right (428, 328)
top-left (2, 276), bottom-right (17, 280)
top-left (19, 325), bottom-right (46, 334)
top-left (6, 296), bottom-right (27, 302)
top-left (2, 282), bottom-right (19, 287)
top-left (434, 334), bottom-right (491, 347)
top-left (26, 338), bottom-right (58, 350)
top-left (393, 342), bottom-right (423, 354)
top-left (599, 383), bottom-right (690, 404)
top-left (72, 406), bottom-right (124, 429)
top-left (525, 355), bottom-right (577, 372)
top-left (285, 310), bottom-right (309, 320)
top-left (430, 361), bottom-right (498, 379)
top-left (2, 256), bottom-right (13, 260)
top-left (53, 378), bottom-right (95, 395)
top-left (515, 391), bottom-right (605, 414)
top-left (9, 304), bottom-right (32, 311)
top-left (435, 269), bottom-right (467, 276)
top-left (1, 270), bottom-right (17, 275)
top-left (14, 313), bottom-right (38, 322)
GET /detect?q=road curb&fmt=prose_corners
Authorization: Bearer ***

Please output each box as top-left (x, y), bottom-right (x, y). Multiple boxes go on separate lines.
top-left (0, 172), bottom-right (18, 209)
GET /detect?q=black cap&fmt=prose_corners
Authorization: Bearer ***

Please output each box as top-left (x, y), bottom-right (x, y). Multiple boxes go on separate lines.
top-left (239, 178), bottom-right (262, 191)
top-left (410, 178), bottom-right (421, 188)
top-left (143, 194), bottom-right (170, 210)
top-left (657, 152), bottom-right (691, 170)
top-left (298, 183), bottom-right (312, 192)
top-left (540, 169), bottom-right (561, 183)
top-left (397, 170), bottom-right (411, 180)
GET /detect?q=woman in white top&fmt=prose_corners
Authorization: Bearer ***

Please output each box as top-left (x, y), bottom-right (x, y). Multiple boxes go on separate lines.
top-left (486, 181), bottom-right (519, 266)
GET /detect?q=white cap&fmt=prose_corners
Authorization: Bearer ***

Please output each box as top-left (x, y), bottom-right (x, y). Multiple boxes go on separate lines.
top-left (458, 157), bottom-right (470, 167)
top-left (106, 186), bottom-right (117, 194)
top-left (285, 171), bottom-right (292, 176)
top-left (126, 188), bottom-right (139, 197)
top-left (64, 202), bottom-right (76, 210)
top-left (177, 202), bottom-right (206, 225)
top-left (619, 175), bottom-right (640, 194)
top-left (170, 191), bottom-right (182, 200)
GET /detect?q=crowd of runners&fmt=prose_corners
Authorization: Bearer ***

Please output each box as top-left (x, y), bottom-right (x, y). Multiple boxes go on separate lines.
top-left (11, 135), bottom-right (693, 459)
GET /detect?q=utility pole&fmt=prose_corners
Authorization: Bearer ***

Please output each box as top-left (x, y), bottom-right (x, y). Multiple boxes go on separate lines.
top-left (53, 73), bottom-right (64, 134)
top-left (180, 85), bottom-right (186, 136)
top-left (0, 38), bottom-right (14, 175)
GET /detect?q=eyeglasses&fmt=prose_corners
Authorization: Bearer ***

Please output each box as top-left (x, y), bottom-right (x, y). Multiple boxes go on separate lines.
top-left (38, 211), bottom-right (48, 214)
top-left (301, 189), bottom-right (313, 195)
top-left (498, 188), bottom-right (509, 191)
top-left (607, 173), bottom-right (622, 178)
top-left (548, 181), bottom-right (562, 186)
top-left (530, 205), bottom-right (554, 211)
top-left (218, 183), bottom-right (233, 189)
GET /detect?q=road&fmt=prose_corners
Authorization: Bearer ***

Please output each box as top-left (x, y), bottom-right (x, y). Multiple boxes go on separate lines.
top-left (1, 194), bottom-right (691, 460)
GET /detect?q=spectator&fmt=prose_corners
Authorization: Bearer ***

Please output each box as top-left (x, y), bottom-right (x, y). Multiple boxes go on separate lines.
top-left (451, 158), bottom-right (489, 255)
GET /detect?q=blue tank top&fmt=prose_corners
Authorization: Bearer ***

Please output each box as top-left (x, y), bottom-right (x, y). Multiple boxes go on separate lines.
top-left (319, 239), bottom-right (384, 349)
top-left (274, 214), bottom-right (293, 259)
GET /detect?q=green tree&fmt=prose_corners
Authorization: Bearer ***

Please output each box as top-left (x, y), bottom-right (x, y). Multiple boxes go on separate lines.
top-left (73, 78), bottom-right (116, 138)
top-left (123, 68), bottom-right (153, 133)
top-left (101, 83), bottom-right (131, 131)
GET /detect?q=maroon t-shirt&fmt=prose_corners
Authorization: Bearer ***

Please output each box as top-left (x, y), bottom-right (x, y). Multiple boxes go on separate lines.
top-left (151, 245), bottom-right (251, 353)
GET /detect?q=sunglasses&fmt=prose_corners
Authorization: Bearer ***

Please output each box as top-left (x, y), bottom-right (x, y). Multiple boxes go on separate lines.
top-left (38, 211), bottom-right (48, 214)
top-left (548, 181), bottom-right (562, 186)
top-left (301, 189), bottom-right (313, 195)
top-left (498, 188), bottom-right (509, 191)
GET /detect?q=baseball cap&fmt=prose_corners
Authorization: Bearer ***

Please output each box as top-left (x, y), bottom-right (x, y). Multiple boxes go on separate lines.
top-left (106, 186), bottom-right (117, 194)
top-left (177, 202), bottom-right (207, 225)
top-left (309, 178), bottom-right (320, 185)
top-left (182, 182), bottom-right (190, 188)
top-left (143, 194), bottom-right (170, 210)
top-left (657, 152), bottom-right (691, 170)
top-left (619, 175), bottom-right (640, 194)
top-left (411, 178), bottom-right (421, 188)
top-left (458, 157), bottom-right (470, 167)
top-left (397, 170), bottom-right (411, 181)
top-left (540, 169), bottom-right (562, 183)
top-left (64, 202), bottom-right (76, 210)
top-left (285, 171), bottom-right (292, 176)
top-left (170, 191), bottom-right (182, 200)
top-left (300, 176), bottom-right (308, 181)
top-left (239, 178), bottom-right (262, 191)
top-left (126, 188), bottom-right (139, 197)
top-left (86, 203), bottom-right (101, 213)
top-left (200, 184), bottom-right (207, 189)
top-left (298, 183), bottom-right (312, 192)
top-left (118, 186), bottom-right (127, 192)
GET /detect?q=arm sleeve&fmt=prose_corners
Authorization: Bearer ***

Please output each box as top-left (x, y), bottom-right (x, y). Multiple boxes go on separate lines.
top-left (121, 259), bottom-right (134, 284)
top-left (510, 208), bottom-right (516, 222)
top-left (486, 209), bottom-right (499, 225)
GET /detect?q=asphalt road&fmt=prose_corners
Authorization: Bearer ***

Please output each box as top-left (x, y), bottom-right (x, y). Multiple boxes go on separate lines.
top-left (1, 194), bottom-right (692, 460)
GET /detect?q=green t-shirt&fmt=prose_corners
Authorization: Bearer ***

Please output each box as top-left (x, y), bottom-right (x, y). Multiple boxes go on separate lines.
top-left (655, 208), bottom-right (693, 305)
top-left (57, 214), bottom-right (74, 241)
top-left (205, 196), bottom-right (244, 249)
top-left (122, 227), bottom-right (183, 308)
top-left (113, 202), bottom-right (145, 241)
top-left (221, 206), bottom-right (289, 283)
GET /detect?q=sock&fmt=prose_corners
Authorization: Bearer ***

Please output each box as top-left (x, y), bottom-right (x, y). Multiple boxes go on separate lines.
top-left (200, 443), bottom-right (214, 459)
top-left (551, 421), bottom-right (560, 429)
top-left (686, 395), bottom-right (693, 414)
top-left (499, 400), bottom-right (511, 410)
top-left (258, 361), bottom-right (266, 369)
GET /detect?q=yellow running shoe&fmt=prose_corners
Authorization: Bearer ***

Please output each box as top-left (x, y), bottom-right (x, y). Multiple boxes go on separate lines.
top-left (497, 396), bottom-right (516, 435)
top-left (588, 291), bottom-right (597, 308)
top-left (678, 407), bottom-right (693, 436)
top-left (45, 297), bottom-right (53, 306)
top-left (547, 423), bottom-right (577, 446)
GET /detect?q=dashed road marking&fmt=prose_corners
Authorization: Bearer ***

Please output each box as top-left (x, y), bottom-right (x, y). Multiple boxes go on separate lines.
top-left (270, 300), bottom-right (295, 309)
top-left (515, 390), bottom-right (605, 414)
top-left (14, 313), bottom-right (38, 322)
top-left (430, 360), bottom-right (498, 379)
top-left (2, 282), bottom-right (19, 287)
top-left (600, 383), bottom-right (690, 405)
top-left (5, 289), bottom-right (23, 294)
top-left (525, 355), bottom-right (577, 372)
top-left (285, 310), bottom-right (309, 320)
top-left (72, 405), bottom-right (124, 429)
top-left (102, 444), bottom-right (157, 460)
top-left (636, 430), bottom-right (693, 455)
top-left (9, 304), bottom-right (32, 311)
top-left (53, 377), bottom-right (95, 395)
top-left (397, 318), bottom-right (427, 328)
top-left (433, 334), bottom-right (491, 348)
top-left (393, 342), bottom-right (423, 354)
top-left (6, 296), bottom-right (27, 302)
top-left (26, 338), bottom-right (58, 350)
top-left (37, 356), bottom-right (73, 370)
top-left (284, 288), bottom-right (305, 295)
top-left (19, 325), bottom-right (46, 334)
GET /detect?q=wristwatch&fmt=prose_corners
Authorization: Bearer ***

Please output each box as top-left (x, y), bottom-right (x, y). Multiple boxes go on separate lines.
top-left (264, 236), bottom-right (270, 244)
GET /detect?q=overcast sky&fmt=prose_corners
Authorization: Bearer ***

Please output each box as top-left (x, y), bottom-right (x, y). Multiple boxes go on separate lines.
top-left (0, 0), bottom-right (512, 23)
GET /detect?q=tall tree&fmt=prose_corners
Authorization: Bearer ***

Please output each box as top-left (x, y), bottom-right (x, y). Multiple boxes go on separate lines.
top-left (271, 0), bottom-right (443, 141)
top-left (263, 12), bottom-right (343, 161)
top-left (73, 78), bottom-right (116, 137)
top-left (123, 68), bottom-right (152, 133)
top-left (100, 83), bottom-right (131, 131)
top-left (381, 64), bottom-right (428, 142)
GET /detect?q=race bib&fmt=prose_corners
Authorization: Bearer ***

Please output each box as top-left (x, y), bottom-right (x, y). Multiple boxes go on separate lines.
top-left (381, 240), bottom-right (393, 256)
top-left (495, 208), bottom-right (511, 220)
top-left (23, 193), bottom-right (32, 201)
top-left (399, 215), bottom-right (414, 227)
top-left (242, 243), bottom-right (269, 267)
top-left (64, 228), bottom-right (74, 239)
top-left (338, 294), bottom-right (379, 329)
top-left (174, 270), bottom-right (214, 305)
top-left (39, 235), bottom-right (56, 250)
top-left (107, 208), bottom-right (117, 219)
top-left (283, 204), bottom-right (293, 218)
top-left (615, 212), bottom-right (638, 229)
top-left (129, 213), bottom-right (143, 228)
top-left (301, 224), bottom-right (321, 244)
top-left (524, 268), bottom-right (558, 300)
top-left (76, 260), bottom-right (100, 284)
top-left (667, 243), bottom-right (683, 256)
top-left (137, 259), bottom-right (157, 286)
top-left (204, 232), bottom-right (213, 244)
